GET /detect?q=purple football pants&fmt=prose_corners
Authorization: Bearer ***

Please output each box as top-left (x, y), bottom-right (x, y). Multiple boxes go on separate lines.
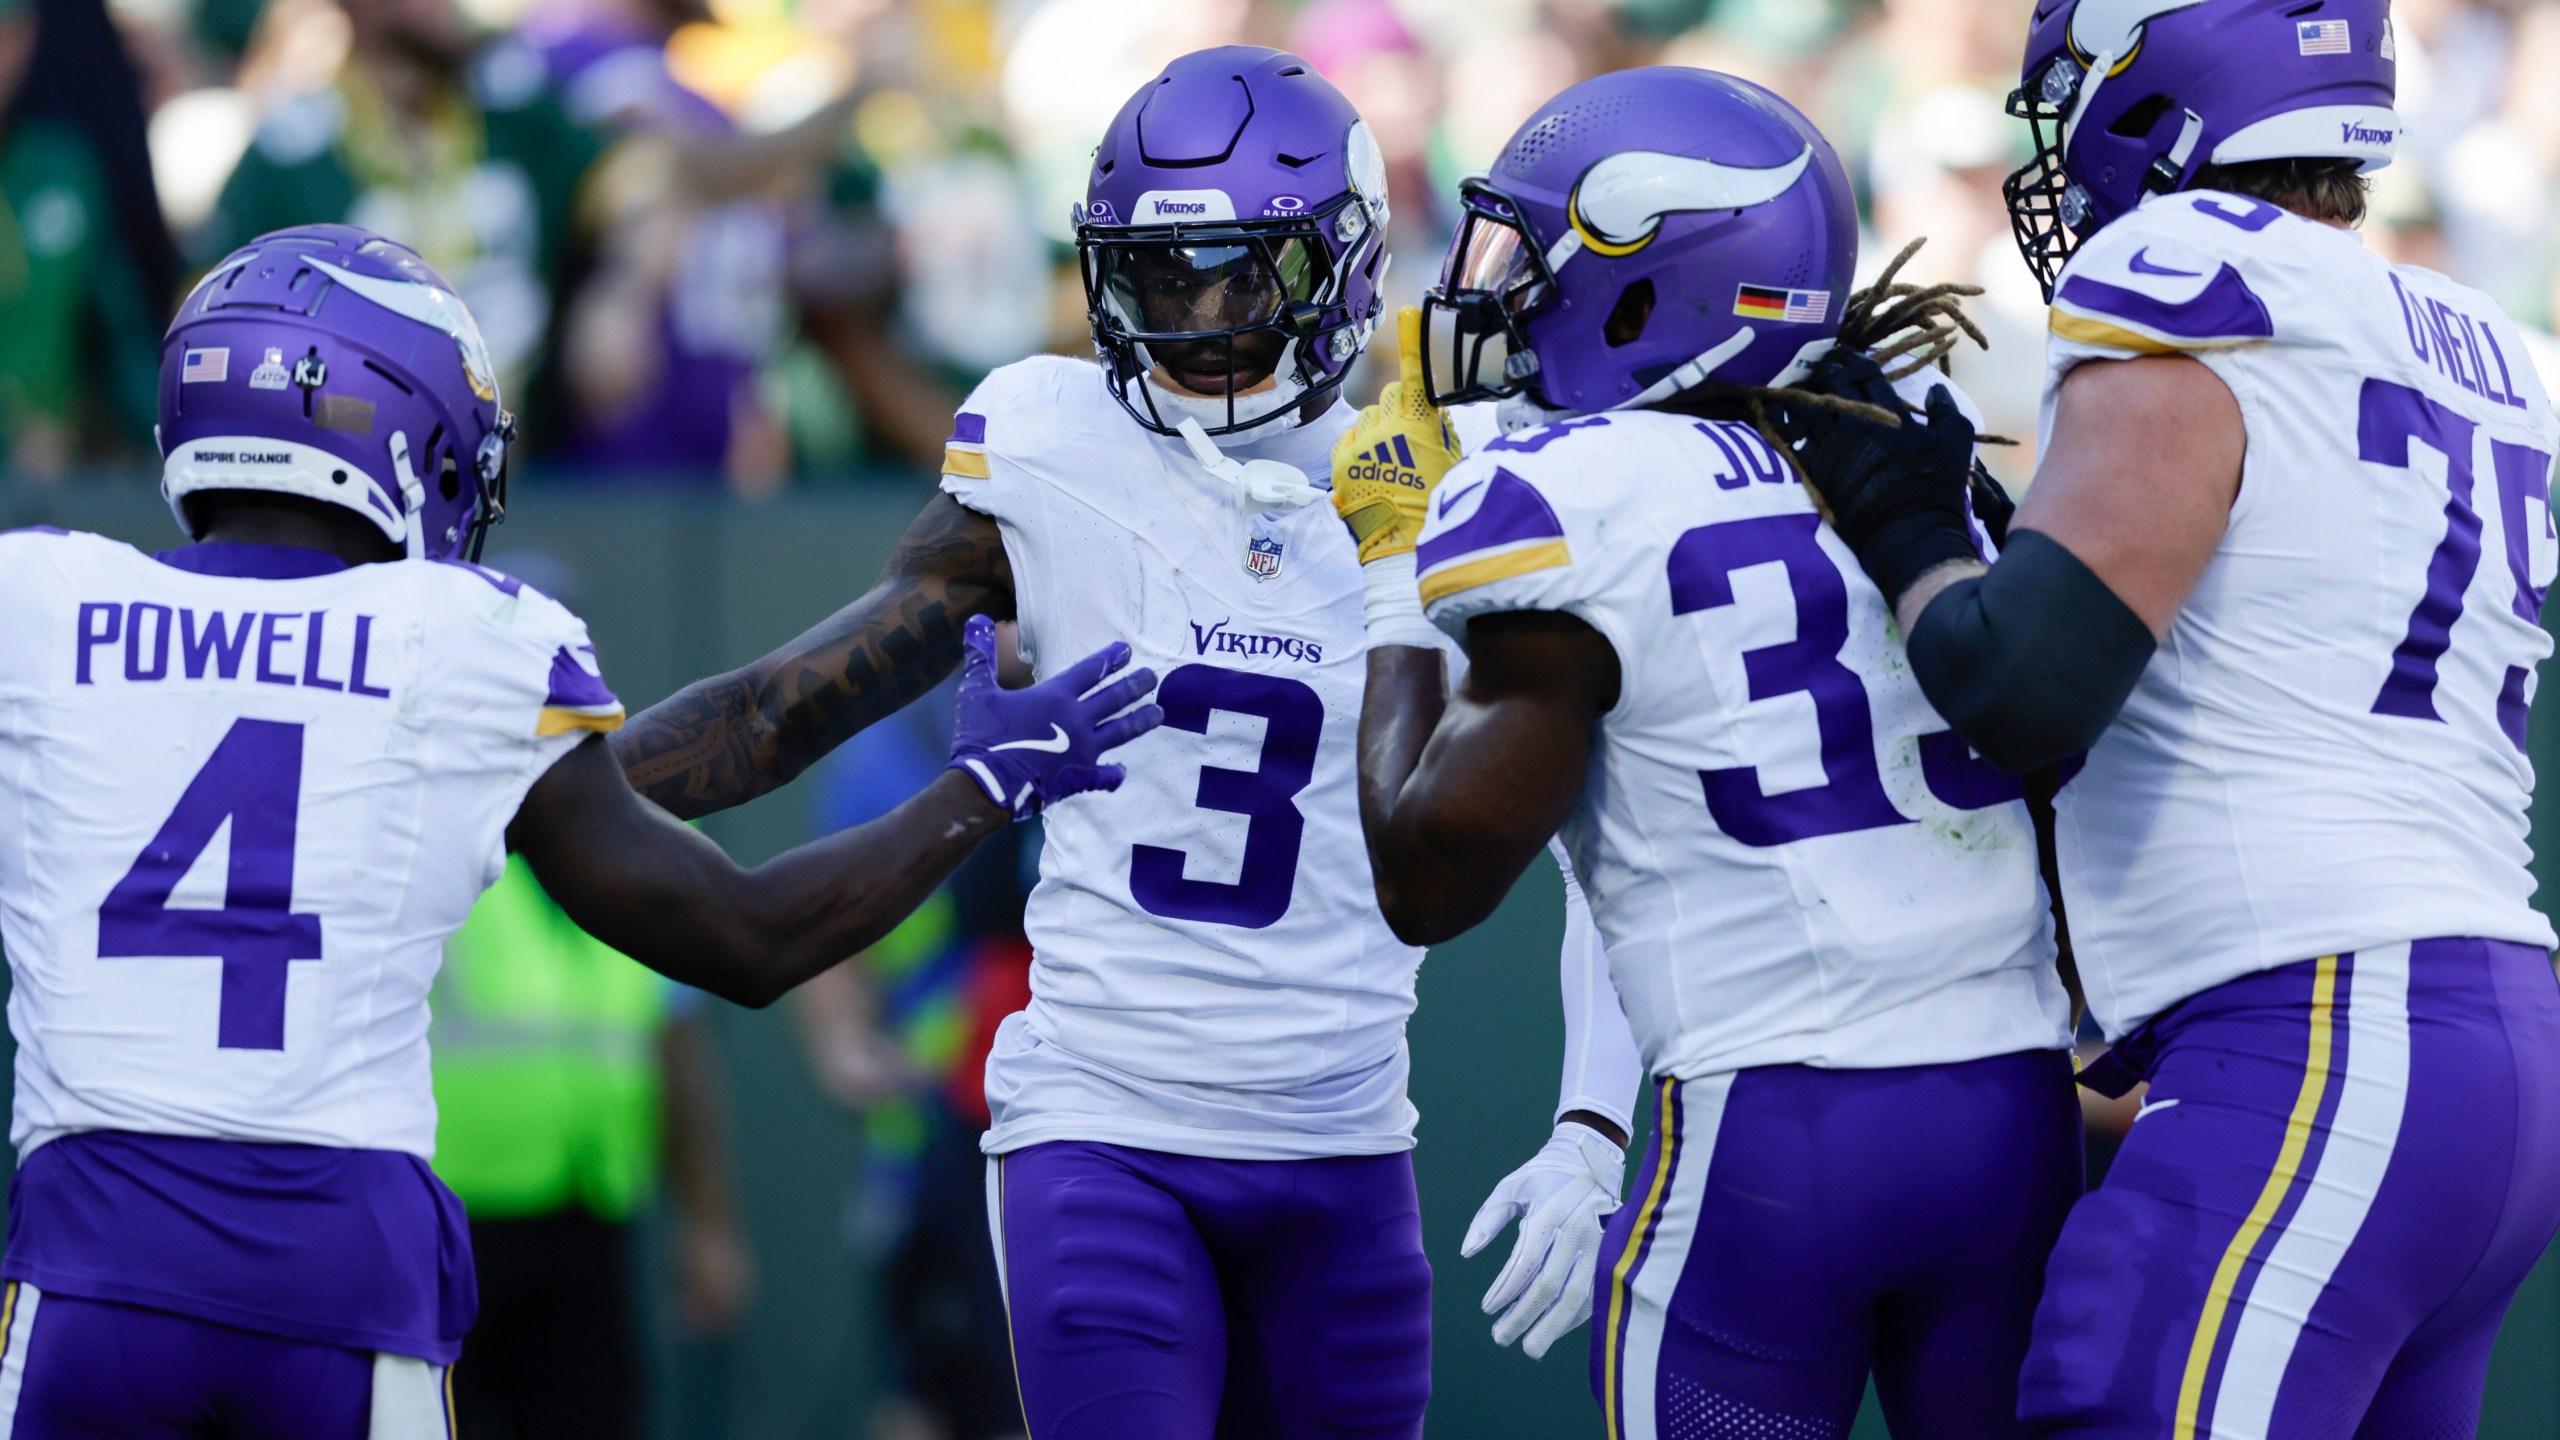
top-left (990, 1142), bottom-right (1432, 1440)
top-left (2021, 938), bottom-right (2560, 1439)
top-left (0, 1286), bottom-right (447, 1438)
top-left (1593, 1048), bottom-right (2082, 1440)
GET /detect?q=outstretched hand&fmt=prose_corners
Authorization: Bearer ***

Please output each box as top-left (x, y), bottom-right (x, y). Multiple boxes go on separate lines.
top-left (948, 615), bottom-right (1163, 819)
top-left (1461, 1121), bottom-right (1627, 1359)
top-left (1333, 306), bottom-right (1462, 566)
top-left (1775, 351), bottom-right (1983, 606)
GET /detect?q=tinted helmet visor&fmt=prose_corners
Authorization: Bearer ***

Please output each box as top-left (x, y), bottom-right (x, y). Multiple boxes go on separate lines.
top-left (1422, 185), bottom-right (1552, 407)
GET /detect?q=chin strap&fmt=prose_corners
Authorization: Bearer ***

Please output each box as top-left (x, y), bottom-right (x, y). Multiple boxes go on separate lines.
top-left (1497, 326), bottom-right (1762, 435)
top-left (389, 431), bottom-right (428, 561)
top-left (1176, 417), bottom-right (1330, 513)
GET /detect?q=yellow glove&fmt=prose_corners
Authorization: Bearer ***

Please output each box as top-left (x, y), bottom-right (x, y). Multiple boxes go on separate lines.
top-left (1333, 307), bottom-right (1462, 565)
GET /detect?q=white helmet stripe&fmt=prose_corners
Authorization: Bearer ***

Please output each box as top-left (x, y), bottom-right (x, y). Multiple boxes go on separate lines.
top-left (306, 257), bottom-right (501, 403)
top-left (1572, 147), bottom-right (1812, 248)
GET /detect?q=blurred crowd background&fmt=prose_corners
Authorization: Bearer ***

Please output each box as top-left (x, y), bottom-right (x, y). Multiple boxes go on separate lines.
top-left (7, 0), bottom-right (2560, 1435)
top-left (6, 0), bottom-right (2557, 496)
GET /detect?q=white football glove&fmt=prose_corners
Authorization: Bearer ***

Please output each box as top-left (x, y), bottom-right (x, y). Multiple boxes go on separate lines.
top-left (1460, 1121), bottom-right (1627, 1359)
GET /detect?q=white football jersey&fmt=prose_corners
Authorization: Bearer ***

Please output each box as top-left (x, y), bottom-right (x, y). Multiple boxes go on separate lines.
top-left (2042, 191), bottom-right (2560, 1037)
top-left (1416, 398), bottom-right (2070, 1083)
top-left (944, 357), bottom-right (1437, 1160)
top-left (0, 530), bottom-right (621, 1157)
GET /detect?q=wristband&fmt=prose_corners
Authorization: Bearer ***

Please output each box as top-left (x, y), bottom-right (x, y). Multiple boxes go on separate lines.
top-left (1360, 552), bottom-right (1444, 651)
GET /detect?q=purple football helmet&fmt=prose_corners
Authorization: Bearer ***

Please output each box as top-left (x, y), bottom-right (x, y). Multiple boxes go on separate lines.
top-left (1421, 67), bottom-right (1856, 418)
top-left (160, 224), bottom-right (514, 561)
top-left (2003, 0), bottom-right (2400, 298)
top-left (1078, 46), bottom-right (1390, 437)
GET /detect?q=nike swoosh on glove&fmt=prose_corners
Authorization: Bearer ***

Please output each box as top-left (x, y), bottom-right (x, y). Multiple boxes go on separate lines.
top-left (947, 614), bottom-right (1163, 819)
top-left (1332, 306), bottom-right (1461, 566)
top-left (1776, 350), bottom-right (1982, 607)
top-left (1461, 1122), bottom-right (1627, 1359)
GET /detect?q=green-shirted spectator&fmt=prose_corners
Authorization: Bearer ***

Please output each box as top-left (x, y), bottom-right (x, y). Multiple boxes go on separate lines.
top-left (0, 0), bottom-right (175, 481)
top-left (432, 853), bottom-right (753, 1440)
top-left (198, 0), bottom-right (601, 452)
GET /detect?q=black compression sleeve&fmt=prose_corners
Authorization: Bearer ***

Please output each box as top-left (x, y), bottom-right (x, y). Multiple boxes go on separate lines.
top-left (1905, 530), bottom-right (2157, 774)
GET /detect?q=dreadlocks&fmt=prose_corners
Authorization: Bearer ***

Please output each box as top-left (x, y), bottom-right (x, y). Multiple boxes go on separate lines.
top-left (1647, 238), bottom-right (2008, 513)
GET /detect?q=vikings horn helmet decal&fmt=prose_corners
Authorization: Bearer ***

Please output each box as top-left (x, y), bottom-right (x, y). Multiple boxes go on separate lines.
top-left (1421, 67), bottom-right (1856, 420)
top-left (1567, 148), bottom-right (1814, 256)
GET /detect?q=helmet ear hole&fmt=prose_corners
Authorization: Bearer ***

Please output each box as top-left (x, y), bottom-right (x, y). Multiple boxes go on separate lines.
top-left (438, 454), bottom-right (461, 503)
top-left (1603, 279), bottom-right (1655, 349)
top-left (2109, 93), bottom-right (2176, 139)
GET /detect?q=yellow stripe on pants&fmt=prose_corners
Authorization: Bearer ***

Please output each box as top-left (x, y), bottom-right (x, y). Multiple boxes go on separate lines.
top-left (2174, 954), bottom-right (2339, 1439)
top-left (1604, 1079), bottom-right (1678, 1440)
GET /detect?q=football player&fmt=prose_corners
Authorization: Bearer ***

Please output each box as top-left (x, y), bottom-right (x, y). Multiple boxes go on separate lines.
top-left (1337, 69), bottom-right (2079, 1439)
top-left (606, 45), bottom-right (1644, 1438)
top-left (1786, 1), bottom-right (2560, 1434)
top-left (0, 225), bottom-right (1156, 1435)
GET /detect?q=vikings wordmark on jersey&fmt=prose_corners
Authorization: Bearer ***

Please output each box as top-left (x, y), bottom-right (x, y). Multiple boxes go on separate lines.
top-left (941, 353), bottom-right (1435, 1160)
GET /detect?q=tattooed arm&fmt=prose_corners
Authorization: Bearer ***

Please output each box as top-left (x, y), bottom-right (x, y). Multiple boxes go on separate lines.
top-left (612, 493), bottom-right (1016, 818)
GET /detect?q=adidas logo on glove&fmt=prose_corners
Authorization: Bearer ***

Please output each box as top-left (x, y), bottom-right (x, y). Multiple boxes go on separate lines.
top-left (1340, 436), bottom-right (1430, 492)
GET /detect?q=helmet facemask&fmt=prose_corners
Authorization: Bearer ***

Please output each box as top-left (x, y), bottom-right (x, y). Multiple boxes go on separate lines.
top-left (1080, 200), bottom-right (1366, 437)
top-left (1419, 182), bottom-right (1556, 409)
top-left (2003, 57), bottom-right (2094, 303)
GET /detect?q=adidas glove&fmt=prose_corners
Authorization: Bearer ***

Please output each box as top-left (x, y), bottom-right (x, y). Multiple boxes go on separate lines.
top-left (1332, 307), bottom-right (1461, 649)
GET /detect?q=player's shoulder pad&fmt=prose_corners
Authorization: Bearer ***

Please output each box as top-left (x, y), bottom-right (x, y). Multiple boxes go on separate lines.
top-left (941, 354), bottom-right (1112, 488)
top-left (0, 525), bottom-right (71, 601)
top-left (0, 526), bottom-right (118, 588)
top-left (426, 559), bottom-right (625, 738)
top-left (1414, 421), bottom-right (1620, 611)
top-left (2049, 190), bottom-right (2326, 357)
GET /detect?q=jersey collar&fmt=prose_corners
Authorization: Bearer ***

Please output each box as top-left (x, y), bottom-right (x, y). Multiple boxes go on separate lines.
top-left (154, 542), bottom-right (356, 580)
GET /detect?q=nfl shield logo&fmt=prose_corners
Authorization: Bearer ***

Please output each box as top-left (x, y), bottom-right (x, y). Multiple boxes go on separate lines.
top-left (1245, 534), bottom-right (1285, 581)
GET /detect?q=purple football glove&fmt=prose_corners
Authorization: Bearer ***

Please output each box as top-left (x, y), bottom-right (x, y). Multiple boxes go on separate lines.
top-left (948, 614), bottom-right (1162, 819)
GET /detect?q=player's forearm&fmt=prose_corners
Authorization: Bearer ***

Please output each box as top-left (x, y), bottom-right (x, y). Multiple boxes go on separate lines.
top-left (717, 770), bottom-right (1008, 1004)
top-left (611, 577), bottom-right (969, 818)
top-left (1356, 645), bottom-right (1457, 931)
top-left (525, 737), bottom-right (1008, 1007)
top-left (614, 499), bottom-right (1011, 817)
